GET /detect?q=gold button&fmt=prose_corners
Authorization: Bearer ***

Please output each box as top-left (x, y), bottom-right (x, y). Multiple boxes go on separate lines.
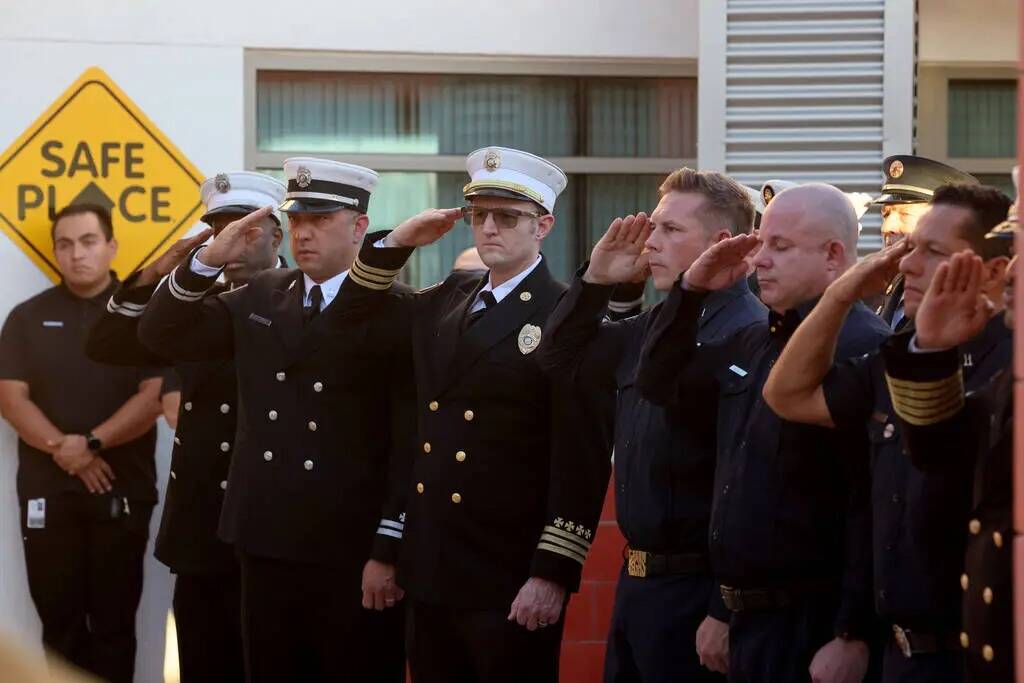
top-left (220, 480), bottom-right (227, 490)
top-left (451, 492), bottom-right (462, 504)
top-left (961, 573), bottom-right (969, 591)
top-left (423, 442), bottom-right (432, 454)
top-left (769, 326), bottom-right (776, 333)
top-left (220, 442), bottom-right (230, 452)
top-left (429, 401), bottom-right (439, 412)
top-left (308, 421), bottom-right (318, 432)
top-left (184, 402), bottom-right (193, 412)
top-left (982, 645), bottom-right (994, 662)
top-left (960, 632), bottom-right (969, 648)
top-left (520, 291), bottom-right (532, 302)
top-left (263, 451), bottom-right (273, 462)
top-left (464, 410), bottom-right (474, 421)
top-left (983, 587), bottom-right (993, 604)
top-left (993, 531), bottom-right (1003, 548)
top-left (969, 519), bottom-right (981, 535)
top-left (456, 450), bottom-right (467, 462)
top-left (313, 382), bottom-right (323, 393)
top-left (416, 483), bottom-right (424, 494)
top-left (276, 372), bottom-right (286, 382)
top-left (220, 403), bottom-right (230, 414)
top-left (269, 410), bottom-right (278, 421)
top-left (304, 460), bottom-right (314, 471)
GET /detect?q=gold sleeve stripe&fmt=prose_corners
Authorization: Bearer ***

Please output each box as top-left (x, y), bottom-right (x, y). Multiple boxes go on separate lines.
top-left (886, 369), bottom-right (964, 426)
top-left (542, 526), bottom-right (592, 551)
top-left (354, 258), bottom-right (403, 278)
top-left (351, 264), bottom-right (395, 285)
top-left (349, 271), bottom-right (393, 291)
top-left (537, 541), bottom-right (587, 565)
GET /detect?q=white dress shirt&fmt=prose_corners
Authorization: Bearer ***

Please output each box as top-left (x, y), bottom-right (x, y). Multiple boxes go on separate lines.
top-left (468, 255), bottom-right (542, 313)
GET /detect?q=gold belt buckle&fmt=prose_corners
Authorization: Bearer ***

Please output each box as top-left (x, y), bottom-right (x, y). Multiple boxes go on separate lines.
top-left (893, 624), bottom-right (913, 658)
top-left (627, 549), bottom-right (648, 577)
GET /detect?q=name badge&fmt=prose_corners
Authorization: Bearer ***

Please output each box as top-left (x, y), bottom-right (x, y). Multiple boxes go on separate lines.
top-left (248, 313), bottom-right (272, 327)
top-left (728, 364), bottom-right (748, 377)
top-left (42, 321), bottom-right (64, 328)
top-left (27, 499), bottom-right (45, 528)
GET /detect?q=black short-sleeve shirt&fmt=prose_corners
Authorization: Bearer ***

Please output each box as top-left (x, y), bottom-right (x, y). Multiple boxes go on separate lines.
top-left (0, 279), bottom-right (160, 502)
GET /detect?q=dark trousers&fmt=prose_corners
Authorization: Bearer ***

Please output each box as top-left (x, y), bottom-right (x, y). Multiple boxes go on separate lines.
top-left (881, 639), bottom-right (964, 682)
top-left (726, 598), bottom-right (836, 683)
top-left (173, 570), bottom-right (245, 683)
top-left (407, 599), bottom-right (564, 683)
top-left (237, 551), bottom-right (404, 683)
top-left (19, 492), bottom-right (152, 683)
top-left (605, 566), bottom-right (725, 683)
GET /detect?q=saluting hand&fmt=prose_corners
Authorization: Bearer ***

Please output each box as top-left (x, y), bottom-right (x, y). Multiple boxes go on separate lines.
top-left (825, 238), bottom-right (909, 306)
top-left (915, 250), bottom-right (993, 350)
top-left (583, 213), bottom-right (652, 285)
top-left (508, 577), bottom-right (565, 632)
top-left (361, 559), bottom-right (404, 611)
top-left (136, 228), bottom-right (215, 286)
top-left (198, 206), bottom-right (275, 269)
top-left (384, 208), bottom-right (464, 248)
top-left (683, 233), bottom-right (761, 292)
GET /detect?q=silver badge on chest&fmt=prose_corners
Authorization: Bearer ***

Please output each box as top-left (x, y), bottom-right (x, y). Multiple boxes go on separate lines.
top-left (518, 324), bottom-right (541, 355)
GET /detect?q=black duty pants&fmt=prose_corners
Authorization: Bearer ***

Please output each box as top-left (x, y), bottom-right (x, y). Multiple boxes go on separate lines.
top-left (407, 598), bottom-right (565, 683)
top-left (605, 565), bottom-right (725, 683)
top-left (20, 492), bottom-right (153, 683)
top-left (173, 569), bottom-right (245, 683)
top-left (237, 551), bottom-right (405, 683)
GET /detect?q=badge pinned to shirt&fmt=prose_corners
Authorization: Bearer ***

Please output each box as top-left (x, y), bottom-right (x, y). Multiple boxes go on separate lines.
top-left (518, 324), bottom-right (541, 355)
top-left (728, 364), bottom-right (748, 377)
top-left (27, 498), bottom-right (45, 529)
top-left (248, 313), bottom-right (272, 327)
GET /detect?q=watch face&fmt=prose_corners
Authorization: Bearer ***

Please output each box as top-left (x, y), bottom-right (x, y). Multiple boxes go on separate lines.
top-left (87, 435), bottom-right (102, 451)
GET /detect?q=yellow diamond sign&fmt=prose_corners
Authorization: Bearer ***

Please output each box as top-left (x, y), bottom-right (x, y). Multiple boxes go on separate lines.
top-left (0, 67), bottom-right (204, 282)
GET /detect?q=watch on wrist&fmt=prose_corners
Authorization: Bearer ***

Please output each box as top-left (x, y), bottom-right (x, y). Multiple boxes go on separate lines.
top-left (86, 432), bottom-right (103, 451)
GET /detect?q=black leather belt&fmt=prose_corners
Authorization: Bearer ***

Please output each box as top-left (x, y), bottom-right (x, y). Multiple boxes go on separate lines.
top-left (891, 624), bottom-right (962, 658)
top-left (720, 582), bottom-right (833, 612)
top-left (624, 548), bottom-right (710, 578)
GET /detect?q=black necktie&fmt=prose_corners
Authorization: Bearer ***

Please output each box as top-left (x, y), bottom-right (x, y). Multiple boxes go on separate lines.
top-left (466, 290), bottom-right (497, 328)
top-left (304, 285), bottom-right (323, 324)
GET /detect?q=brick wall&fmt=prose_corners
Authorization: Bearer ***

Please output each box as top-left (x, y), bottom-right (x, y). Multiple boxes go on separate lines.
top-left (559, 480), bottom-right (622, 682)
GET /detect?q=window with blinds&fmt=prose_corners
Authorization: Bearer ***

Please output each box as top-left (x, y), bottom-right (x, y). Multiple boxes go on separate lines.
top-left (255, 70), bottom-right (694, 288)
top-left (948, 80), bottom-right (1017, 159)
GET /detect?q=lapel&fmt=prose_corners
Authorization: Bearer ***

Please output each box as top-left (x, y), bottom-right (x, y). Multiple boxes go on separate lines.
top-left (442, 259), bottom-right (560, 392)
top-left (423, 276), bottom-right (482, 398)
top-left (268, 270), bottom-right (306, 353)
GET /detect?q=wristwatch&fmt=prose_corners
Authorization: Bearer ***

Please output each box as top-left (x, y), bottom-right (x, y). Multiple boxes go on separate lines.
top-left (86, 432), bottom-right (103, 451)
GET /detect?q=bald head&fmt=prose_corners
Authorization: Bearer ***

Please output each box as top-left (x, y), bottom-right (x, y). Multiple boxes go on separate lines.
top-left (765, 183), bottom-right (859, 266)
top-left (753, 183), bottom-right (861, 312)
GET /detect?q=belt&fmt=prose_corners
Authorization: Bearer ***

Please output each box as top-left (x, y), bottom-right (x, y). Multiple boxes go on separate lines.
top-left (891, 625), bottom-right (962, 658)
top-left (625, 548), bottom-right (710, 578)
top-left (720, 582), bottom-right (833, 612)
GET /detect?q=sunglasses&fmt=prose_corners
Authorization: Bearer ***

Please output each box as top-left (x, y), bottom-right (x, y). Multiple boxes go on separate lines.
top-left (462, 206), bottom-right (543, 230)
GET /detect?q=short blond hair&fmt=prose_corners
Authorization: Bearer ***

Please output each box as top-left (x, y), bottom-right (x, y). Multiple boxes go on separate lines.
top-left (659, 168), bottom-right (755, 236)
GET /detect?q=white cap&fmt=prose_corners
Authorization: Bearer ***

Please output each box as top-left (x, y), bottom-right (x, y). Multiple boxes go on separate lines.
top-left (201, 172), bottom-right (287, 223)
top-left (280, 157), bottom-right (379, 214)
top-left (742, 185), bottom-right (765, 215)
top-left (463, 147), bottom-right (568, 214)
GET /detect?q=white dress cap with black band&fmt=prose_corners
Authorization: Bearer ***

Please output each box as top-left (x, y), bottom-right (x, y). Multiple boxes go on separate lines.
top-left (280, 157), bottom-right (379, 214)
top-left (463, 147), bottom-right (568, 215)
top-left (200, 171), bottom-right (287, 224)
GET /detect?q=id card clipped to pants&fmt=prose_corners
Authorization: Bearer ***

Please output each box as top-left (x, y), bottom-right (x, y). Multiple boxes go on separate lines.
top-left (26, 498), bottom-right (45, 529)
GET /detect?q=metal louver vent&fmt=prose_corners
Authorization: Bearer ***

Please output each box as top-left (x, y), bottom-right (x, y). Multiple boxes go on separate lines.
top-left (725, 0), bottom-right (885, 252)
